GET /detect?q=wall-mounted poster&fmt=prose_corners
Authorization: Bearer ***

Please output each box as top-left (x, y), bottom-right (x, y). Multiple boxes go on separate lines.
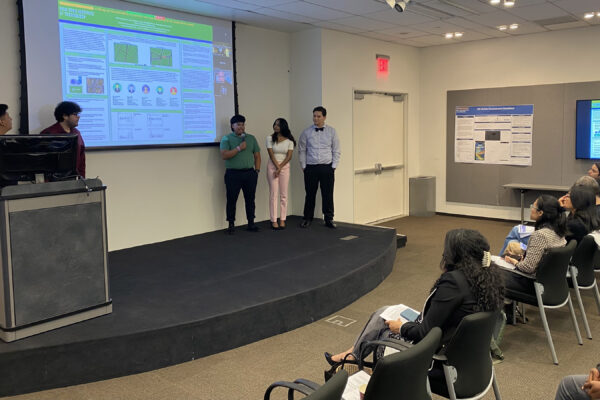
top-left (454, 105), bottom-right (533, 166)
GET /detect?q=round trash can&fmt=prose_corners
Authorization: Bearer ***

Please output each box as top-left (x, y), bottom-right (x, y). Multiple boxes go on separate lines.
top-left (409, 176), bottom-right (435, 217)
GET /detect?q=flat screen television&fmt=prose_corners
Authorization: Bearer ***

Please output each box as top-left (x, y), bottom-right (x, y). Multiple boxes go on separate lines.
top-left (575, 99), bottom-right (600, 159)
top-left (0, 134), bottom-right (78, 186)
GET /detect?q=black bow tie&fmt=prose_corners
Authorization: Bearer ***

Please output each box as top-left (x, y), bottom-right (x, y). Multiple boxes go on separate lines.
top-left (315, 127), bottom-right (324, 132)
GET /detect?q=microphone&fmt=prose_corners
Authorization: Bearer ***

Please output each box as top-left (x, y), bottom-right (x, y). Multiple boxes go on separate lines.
top-left (241, 133), bottom-right (246, 141)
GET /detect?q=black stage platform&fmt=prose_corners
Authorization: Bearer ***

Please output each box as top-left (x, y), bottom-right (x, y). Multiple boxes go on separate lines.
top-left (0, 216), bottom-right (398, 396)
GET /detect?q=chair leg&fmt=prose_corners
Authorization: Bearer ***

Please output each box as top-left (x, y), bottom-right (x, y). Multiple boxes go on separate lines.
top-left (534, 284), bottom-right (559, 364)
top-left (492, 370), bottom-right (502, 400)
top-left (593, 282), bottom-right (600, 315)
top-left (570, 267), bottom-right (592, 339)
top-left (567, 295), bottom-right (583, 345)
top-left (442, 365), bottom-right (458, 400)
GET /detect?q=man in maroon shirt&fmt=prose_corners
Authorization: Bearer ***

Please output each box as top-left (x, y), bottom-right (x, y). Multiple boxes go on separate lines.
top-left (41, 101), bottom-right (86, 177)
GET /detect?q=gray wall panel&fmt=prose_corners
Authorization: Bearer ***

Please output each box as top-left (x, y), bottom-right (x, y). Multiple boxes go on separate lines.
top-left (446, 81), bottom-right (600, 207)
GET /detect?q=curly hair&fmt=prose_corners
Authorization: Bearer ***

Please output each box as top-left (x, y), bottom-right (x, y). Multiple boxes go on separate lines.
top-left (440, 229), bottom-right (505, 312)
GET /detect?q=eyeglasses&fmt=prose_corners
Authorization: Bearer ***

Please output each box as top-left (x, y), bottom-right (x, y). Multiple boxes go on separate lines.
top-left (530, 203), bottom-right (540, 211)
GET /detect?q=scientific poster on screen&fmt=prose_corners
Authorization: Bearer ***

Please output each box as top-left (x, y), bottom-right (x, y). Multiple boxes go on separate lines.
top-left (454, 105), bottom-right (533, 166)
top-left (57, 0), bottom-right (229, 147)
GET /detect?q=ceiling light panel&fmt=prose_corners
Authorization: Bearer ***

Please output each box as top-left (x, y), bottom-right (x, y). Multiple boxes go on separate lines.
top-left (444, 16), bottom-right (510, 37)
top-left (462, 9), bottom-right (525, 28)
top-left (412, 20), bottom-right (466, 35)
top-left (504, 21), bottom-right (547, 34)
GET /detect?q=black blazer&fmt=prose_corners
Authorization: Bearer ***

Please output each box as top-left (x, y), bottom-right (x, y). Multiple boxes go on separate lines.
top-left (400, 269), bottom-right (477, 345)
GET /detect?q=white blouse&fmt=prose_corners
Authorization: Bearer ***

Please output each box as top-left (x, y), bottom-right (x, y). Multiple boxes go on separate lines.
top-left (266, 136), bottom-right (294, 162)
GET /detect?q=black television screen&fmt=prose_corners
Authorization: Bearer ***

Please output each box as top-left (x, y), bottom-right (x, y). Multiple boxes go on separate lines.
top-left (0, 134), bottom-right (78, 185)
top-left (576, 99), bottom-right (600, 159)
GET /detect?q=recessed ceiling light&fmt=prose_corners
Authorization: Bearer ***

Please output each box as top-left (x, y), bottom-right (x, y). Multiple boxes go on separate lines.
top-left (584, 12), bottom-right (595, 19)
top-left (509, 23), bottom-right (519, 29)
top-left (454, 32), bottom-right (463, 38)
top-left (498, 25), bottom-right (508, 30)
top-left (504, 0), bottom-right (515, 7)
top-left (445, 32), bottom-right (454, 39)
top-left (490, 0), bottom-right (500, 4)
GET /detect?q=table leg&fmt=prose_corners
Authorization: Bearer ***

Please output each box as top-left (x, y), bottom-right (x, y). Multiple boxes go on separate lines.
top-left (520, 189), bottom-right (525, 225)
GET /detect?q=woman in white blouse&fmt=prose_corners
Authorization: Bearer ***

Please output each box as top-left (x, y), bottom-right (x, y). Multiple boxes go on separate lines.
top-left (266, 118), bottom-right (295, 229)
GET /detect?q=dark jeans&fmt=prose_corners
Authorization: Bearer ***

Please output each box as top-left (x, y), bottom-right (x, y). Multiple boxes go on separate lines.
top-left (225, 169), bottom-right (258, 223)
top-left (303, 164), bottom-right (334, 221)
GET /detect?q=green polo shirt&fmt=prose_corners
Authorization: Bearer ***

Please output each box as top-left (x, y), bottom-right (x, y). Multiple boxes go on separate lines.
top-left (220, 132), bottom-right (260, 169)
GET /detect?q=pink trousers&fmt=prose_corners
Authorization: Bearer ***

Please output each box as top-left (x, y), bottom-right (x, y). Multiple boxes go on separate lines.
top-left (267, 160), bottom-right (290, 222)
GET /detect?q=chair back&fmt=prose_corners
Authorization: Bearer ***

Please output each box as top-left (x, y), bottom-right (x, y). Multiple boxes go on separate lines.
top-left (571, 235), bottom-right (598, 287)
top-left (535, 240), bottom-right (577, 306)
top-left (307, 369), bottom-right (348, 400)
top-left (364, 327), bottom-right (441, 400)
top-left (443, 311), bottom-right (497, 398)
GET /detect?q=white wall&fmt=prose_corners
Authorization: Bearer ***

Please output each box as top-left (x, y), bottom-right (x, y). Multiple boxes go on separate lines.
top-left (320, 30), bottom-right (421, 222)
top-left (289, 29), bottom-right (323, 216)
top-left (419, 26), bottom-right (600, 220)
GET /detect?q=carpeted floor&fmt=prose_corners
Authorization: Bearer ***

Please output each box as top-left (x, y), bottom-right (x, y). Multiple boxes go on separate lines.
top-left (5, 214), bottom-right (600, 400)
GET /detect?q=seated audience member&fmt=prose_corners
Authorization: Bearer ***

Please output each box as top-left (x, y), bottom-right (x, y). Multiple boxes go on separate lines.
top-left (0, 104), bottom-right (13, 135)
top-left (559, 185), bottom-right (599, 244)
top-left (588, 163), bottom-right (600, 180)
top-left (41, 101), bottom-right (86, 178)
top-left (562, 176), bottom-right (600, 218)
top-left (555, 364), bottom-right (600, 400)
top-left (502, 195), bottom-right (566, 294)
top-left (324, 229), bottom-right (504, 385)
top-left (499, 176), bottom-right (600, 256)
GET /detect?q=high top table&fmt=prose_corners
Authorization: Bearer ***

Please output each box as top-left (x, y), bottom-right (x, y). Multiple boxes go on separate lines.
top-left (503, 183), bottom-right (570, 224)
top-left (0, 179), bottom-right (112, 341)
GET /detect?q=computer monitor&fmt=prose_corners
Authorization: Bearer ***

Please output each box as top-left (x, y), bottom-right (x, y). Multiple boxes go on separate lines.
top-left (0, 134), bottom-right (78, 186)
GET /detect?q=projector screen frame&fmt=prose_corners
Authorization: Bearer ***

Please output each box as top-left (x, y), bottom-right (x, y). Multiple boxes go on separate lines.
top-left (16, 0), bottom-right (240, 151)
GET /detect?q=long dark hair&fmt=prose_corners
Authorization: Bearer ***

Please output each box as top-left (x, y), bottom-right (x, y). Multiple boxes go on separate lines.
top-left (568, 185), bottom-right (600, 232)
top-left (534, 195), bottom-right (567, 237)
top-left (440, 229), bottom-right (504, 312)
top-left (271, 118), bottom-right (296, 146)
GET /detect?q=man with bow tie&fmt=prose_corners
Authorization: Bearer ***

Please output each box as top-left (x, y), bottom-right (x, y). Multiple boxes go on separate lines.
top-left (298, 106), bottom-right (341, 229)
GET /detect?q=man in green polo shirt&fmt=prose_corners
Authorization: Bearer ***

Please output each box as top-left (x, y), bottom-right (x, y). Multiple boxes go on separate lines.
top-left (220, 114), bottom-right (261, 234)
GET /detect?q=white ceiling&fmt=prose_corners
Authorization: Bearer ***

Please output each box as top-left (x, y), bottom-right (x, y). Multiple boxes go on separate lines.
top-left (125, 0), bottom-right (600, 47)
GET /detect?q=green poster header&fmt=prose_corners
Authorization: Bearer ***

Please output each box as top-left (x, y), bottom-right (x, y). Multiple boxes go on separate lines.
top-left (58, 1), bottom-right (213, 42)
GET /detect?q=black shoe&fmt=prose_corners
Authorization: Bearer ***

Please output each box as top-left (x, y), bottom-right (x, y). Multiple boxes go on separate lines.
top-left (325, 220), bottom-right (337, 229)
top-left (300, 219), bottom-right (312, 228)
top-left (247, 224), bottom-right (259, 232)
top-left (324, 352), bottom-right (338, 367)
top-left (226, 223), bottom-right (235, 235)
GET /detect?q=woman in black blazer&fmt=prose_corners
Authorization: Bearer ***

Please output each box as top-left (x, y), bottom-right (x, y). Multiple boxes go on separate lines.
top-left (324, 229), bottom-right (504, 365)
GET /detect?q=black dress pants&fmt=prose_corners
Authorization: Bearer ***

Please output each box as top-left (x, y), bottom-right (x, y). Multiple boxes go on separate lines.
top-left (225, 169), bottom-right (258, 223)
top-left (500, 268), bottom-right (535, 295)
top-left (303, 164), bottom-right (334, 221)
